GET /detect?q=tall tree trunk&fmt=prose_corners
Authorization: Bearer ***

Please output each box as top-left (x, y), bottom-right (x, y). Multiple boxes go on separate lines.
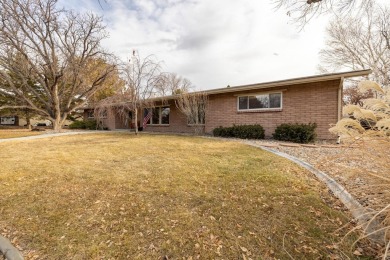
top-left (25, 110), bottom-right (31, 130)
top-left (52, 115), bottom-right (62, 131)
top-left (26, 116), bottom-right (31, 130)
top-left (52, 85), bottom-right (62, 132)
top-left (134, 108), bottom-right (138, 135)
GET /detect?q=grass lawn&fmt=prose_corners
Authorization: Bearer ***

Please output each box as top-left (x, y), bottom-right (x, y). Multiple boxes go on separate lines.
top-left (0, 133), bottom-right (362, 259)
top-left (0, 129), bottom-right (42, 139)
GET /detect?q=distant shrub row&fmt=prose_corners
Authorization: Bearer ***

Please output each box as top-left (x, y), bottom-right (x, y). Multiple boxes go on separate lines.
top-left (69, 120), bottom-right (98, 130)
top-left (213, 125), bottom-right (265, 139)
top-left (213, 123), bottom-right (317, 143)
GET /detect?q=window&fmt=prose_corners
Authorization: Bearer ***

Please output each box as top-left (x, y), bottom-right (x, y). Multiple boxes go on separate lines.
top-left (161, 107), bottom-right (170, 124)
top-left (88, 109), bottom-right (107, 118)
top-left (144, 106), bottom-right (170, 125)
top-left (87, 110), bottom-right (94, 118)
top-left (238, 93), bottom-right (282, 111)
top-left (0, 116), bottom-right (16, 125)
top-left (152, 108), bottom-right (160, 124)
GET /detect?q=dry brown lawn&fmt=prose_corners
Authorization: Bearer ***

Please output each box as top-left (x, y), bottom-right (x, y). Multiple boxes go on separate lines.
top-left (0, 129), bottom-right (42, 139)
top-left (0, 133), bottom-right (365, 259)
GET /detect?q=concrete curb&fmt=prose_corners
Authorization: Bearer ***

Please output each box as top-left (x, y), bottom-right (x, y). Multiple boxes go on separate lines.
top-left (0, 130), bottom-right (116, 143)
top-left (245, 142), bottom-right (385, 245)
top-left (0, 236), bottom-right (23, 260)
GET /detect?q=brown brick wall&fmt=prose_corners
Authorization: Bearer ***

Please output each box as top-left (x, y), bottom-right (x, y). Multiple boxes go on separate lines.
top-left (85, 79), bottom-right (340, 139)
top-left (204, 80), bottom-right (340, 139)
top-left (83, 108), bottom-right (116, 130)
top-left (143, 101), bottom-right (204, 134)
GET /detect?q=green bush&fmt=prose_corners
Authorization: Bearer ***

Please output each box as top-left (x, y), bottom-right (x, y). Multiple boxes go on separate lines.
top-left (68, 120), bottom-right (86, 129)
top-left (84, 120), bottom-right (97, 130)
top-left (69, 120), bottom-right (97, 130)
top-left (213, 125), bottom-right (265, 139)
top-left (273, 123), bottom-right (317, 143)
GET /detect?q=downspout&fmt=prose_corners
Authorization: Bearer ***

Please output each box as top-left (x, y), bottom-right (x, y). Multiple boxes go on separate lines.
top-left (338, 77), bottom-right (344, 122)
top-left (336, 77), bottom-right (344, 144)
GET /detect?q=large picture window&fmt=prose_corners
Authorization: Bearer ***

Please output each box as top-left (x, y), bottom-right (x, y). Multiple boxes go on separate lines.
top-left (238, 93), bottom-right (282, 111)
top-left (144, 106), bottom-right (170, 125)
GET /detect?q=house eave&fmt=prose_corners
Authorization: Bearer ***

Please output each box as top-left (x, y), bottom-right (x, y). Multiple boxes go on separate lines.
top-left (148, 69), bottom-right (371, 102)
top-left (81, 69), bottom-right (372, 107)
top-left (203, 69), bottom-right (372, 96)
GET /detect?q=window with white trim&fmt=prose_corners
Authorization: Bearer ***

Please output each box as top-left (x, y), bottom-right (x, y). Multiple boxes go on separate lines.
top-left (144, 106), bottom-right (170, 125)
top-left (238, 93), bottom-right (282, 111)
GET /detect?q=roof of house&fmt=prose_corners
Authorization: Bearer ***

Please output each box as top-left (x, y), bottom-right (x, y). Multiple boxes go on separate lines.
top-left (202, 69), bottom-right (371, 96)
top-left (83, 69), bottom-right (372, 107)
top-left (145, 69), bottom-right (371, 102)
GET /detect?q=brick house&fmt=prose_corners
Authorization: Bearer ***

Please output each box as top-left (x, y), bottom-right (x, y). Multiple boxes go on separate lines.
top-left (84, 70), bottom-right (371, 139)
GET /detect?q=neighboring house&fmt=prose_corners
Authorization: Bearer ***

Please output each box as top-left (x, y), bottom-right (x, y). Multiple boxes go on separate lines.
top-left (0, 115), bottom-right (19, 126)
top-left (83, 70), bottom-right (371, 139)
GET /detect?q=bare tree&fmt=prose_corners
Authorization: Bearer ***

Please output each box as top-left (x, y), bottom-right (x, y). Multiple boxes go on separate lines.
top-left (379, 6), bottom-right (390, 50)
top-left (274, 0), bottom-right (374, 26)
top-left (175, 92), bottom-right (208, 135)
top-left (158, 73), bottom-right (193, 96)
top-left (343, 85), bottom-right (374, 105)
top-left (0, 0), bottom-right (117, 131)
top-left (95, 53), bottom-right (166, 134)
top-left (319, 5), bottom-right (390, 87)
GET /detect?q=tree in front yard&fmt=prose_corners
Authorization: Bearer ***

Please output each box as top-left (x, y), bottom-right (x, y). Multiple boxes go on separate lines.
top-left (0, 0), bottom-right (117, 131)
top-left (175, 91), bottom-right (208, 135)
top-left (95, 53), bottom-right (166, 134)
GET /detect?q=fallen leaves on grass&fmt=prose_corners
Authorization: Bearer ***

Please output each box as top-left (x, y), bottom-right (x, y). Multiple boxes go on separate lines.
top-left (0, 133), bottom-right (370, 259)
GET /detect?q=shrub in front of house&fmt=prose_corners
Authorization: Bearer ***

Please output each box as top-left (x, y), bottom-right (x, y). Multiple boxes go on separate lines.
top-left (213, 124), bottom-right (265, 139)
top-left (273, 123), bottom-right (317, 143)
top-left (69, 120), bottom-right (97, 130)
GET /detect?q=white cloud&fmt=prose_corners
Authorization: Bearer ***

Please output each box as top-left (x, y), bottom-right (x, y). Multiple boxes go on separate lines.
top-left (59, 0), bottom-right (331, 90)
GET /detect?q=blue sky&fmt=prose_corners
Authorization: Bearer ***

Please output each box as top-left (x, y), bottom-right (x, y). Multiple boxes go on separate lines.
top-left (59, 0), bottom-right (332, 90)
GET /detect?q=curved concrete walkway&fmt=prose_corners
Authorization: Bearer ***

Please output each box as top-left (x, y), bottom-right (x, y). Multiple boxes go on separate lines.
top-left (0, 130), bottom-right (112, 143)
top-left (0, 236), bottom-right (23, 260)
top-left (244, 141), bottom-right (385, 245)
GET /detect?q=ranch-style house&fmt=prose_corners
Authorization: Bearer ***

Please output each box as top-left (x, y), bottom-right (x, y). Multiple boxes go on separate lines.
top-left (83, 69), bottom-right (371, 139)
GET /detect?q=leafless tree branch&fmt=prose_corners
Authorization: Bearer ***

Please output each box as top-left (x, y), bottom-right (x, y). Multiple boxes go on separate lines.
top-left (319, 5), bottom-right (390, 88)
top-left (95, 53), bottom-right (167, 134)
top-left (175, 91), bottom-right (208, 135)
top-left (0, 0), bottom-right (117, 130)
top-left (274, 0), bottom-right (374, 27)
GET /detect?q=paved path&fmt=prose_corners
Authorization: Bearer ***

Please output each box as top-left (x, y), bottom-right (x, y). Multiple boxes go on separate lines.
top-left (0, 131), bottom-right (117, 143)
